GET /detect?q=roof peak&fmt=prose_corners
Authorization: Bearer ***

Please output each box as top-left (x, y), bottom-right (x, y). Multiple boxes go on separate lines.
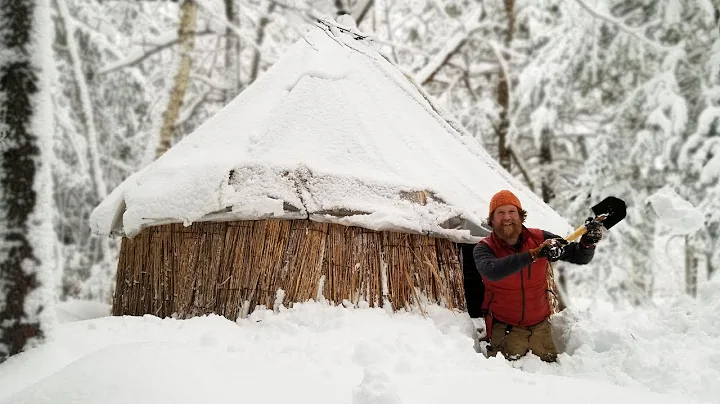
top-left (89, 18), bottom-right (571, 241)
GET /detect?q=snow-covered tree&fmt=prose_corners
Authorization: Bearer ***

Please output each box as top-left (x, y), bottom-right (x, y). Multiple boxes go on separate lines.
top-left (671, 7), bottom-right (720, 283)
top-left (0, 0), bottom-right (56, 362)
top-left (51, 0), bottom-right (153, 300)
top-left (560, 0), bottom-right (719, 304)
top-left (48, 0), bottom-right (299, 300)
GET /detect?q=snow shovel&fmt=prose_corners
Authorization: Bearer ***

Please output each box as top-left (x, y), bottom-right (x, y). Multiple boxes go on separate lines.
top-left (565, 196), bottom-right (627, 242)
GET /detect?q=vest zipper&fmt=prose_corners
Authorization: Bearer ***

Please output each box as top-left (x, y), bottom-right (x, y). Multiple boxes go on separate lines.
top-left (520, 267), bottom-right (527, 324)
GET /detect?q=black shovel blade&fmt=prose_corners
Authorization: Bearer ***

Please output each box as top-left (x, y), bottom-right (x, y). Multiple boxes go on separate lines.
top-left (591, 196), bottom-right (627, 230)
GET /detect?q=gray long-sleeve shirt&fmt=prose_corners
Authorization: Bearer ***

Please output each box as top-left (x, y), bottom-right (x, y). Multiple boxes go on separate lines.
top-left (473, 231), bottom-right (595, 282)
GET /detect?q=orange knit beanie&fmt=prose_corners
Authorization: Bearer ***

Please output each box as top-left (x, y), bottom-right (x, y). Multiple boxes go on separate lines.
top-left (489, 190), bottom-right (522, 216)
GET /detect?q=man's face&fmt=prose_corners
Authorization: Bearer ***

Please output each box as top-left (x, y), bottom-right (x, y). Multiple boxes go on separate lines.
top-left (492, 204), bottom-right (522, 241)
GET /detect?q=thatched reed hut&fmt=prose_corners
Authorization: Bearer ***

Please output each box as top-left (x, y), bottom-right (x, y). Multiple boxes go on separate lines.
top-left (90, 17), bottom-right (571, 320)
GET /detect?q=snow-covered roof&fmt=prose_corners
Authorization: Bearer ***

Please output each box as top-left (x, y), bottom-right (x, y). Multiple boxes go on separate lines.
top-left (90, 17), bottom-right (572, 243)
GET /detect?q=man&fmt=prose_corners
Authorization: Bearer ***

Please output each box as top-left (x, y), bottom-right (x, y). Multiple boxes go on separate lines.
top-left (473, 190), bottom-right (602, 362)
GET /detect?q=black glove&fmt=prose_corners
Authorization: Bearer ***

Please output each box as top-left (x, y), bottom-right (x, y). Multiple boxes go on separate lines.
top-left (581, 217), bottom-right (603, 245)
top-left (543, 238), bottom-right (566, 262)
top-left (531, 238), bottom-right (566, 262)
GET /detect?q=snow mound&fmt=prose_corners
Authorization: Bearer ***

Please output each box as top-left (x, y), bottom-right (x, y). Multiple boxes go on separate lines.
top-left (56, 299), bottom-right (110, 323)
top-left (544, 297), bottom-right (720, 402)
top-left (353, 366), bottom-right (403, 404)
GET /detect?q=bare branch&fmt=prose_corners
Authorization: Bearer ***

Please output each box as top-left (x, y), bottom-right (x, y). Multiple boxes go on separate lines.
top-left (509, 146), bottom-right (535, 191)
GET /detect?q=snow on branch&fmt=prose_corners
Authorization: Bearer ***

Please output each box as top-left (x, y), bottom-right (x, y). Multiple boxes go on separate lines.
top-left (509, 146), bottom-right (536, 191)
top-left (190, 73), bottom-right (231, 90)
top-left (56, 0), bottom-right (107, 200)
top-left (54, 109), bottom-right (89, 174)
top-left (268, 0), bottom-right (428, 58)
top-left (414, 7), bottom-right (485, 85)
top-left (67, 15), bottom-right (147, 86)
top-left (574, 0), bottom-right (677, 52)
top-left (488, 39), bottom-right (512, 116)
top-left (196, 0), bottom-right (268, 55)
top-left (176, 93), bottom-right (209, 128)
top-left (100, 155), bottom-right (135, 173)
top-left (98, 29), bottom-right (214, 76)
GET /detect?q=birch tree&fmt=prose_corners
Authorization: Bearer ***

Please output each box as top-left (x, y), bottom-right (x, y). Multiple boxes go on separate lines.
top-left (0, 0), bottom-right (56, 362)
top-left (156, 0), bottom-right (198, 157)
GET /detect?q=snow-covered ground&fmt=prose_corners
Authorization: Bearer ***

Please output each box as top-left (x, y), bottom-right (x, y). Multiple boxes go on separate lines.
top-left (1, 281), bottom-right (718, 404)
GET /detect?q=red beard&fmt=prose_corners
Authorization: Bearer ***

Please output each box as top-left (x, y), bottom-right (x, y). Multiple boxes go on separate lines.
top-left (495, 222), bottom-right (522, 242)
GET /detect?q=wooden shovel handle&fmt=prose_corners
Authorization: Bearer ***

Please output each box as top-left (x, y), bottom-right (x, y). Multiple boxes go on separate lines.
top-left (565, 225), bottom-right (587, 242)
top-left (565, 213), bottom-right (609, 242)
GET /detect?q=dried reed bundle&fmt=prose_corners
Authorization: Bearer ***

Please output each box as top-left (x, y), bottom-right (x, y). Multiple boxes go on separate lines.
top-left (131, 231), bottom-right (149, 315)
top-left (435, 238), bottom-right (465, 310)
top-left (352, 229), bottom-right (382, 307)
top-left (149, 229), bottom-right (165, 316)
top-left (247, 220), bottom-right (291, 310)
top-left (382, 232), bottom-right (416, 310)
top-left (322, 223), bottom-right (352, 305)
top-left (283, 221), bottom-right (328, 303)
top-left (410, 235), bottom-right (441, 305)
top-left (175, 224), bottom-right (201, 317)
top-left (112, 219), bottom-right (467, 319)
top-left (114, 237), bottom-right (129, 314)
top-left (217, 221), bottom-right (254, 320)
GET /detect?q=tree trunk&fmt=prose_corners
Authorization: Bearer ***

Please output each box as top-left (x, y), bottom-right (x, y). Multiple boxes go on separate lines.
top-left (224, 0), bottom-right (240, 102)
top-left (335, 0), bottom-right (348, 15)
top-left (249, 3), bottom-right (275, 85)
top-left (539, 128), bottom-right (555, 203)
top-left (0, 0), bottom-right (55, 363)
top-left (708, 250), bottom-right (716, 280)
top-left (156, 0), bottom-right (198, 158)
top-left (351, 0), bottom-right (373, 24)
top-left (685, 236), bottom-right (698, 297)
top-left (496, 0), bottom-right (514, 171)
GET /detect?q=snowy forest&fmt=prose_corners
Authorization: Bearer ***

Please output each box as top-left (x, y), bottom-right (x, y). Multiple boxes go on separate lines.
top-left (1, 0), bottom-right (719, 363)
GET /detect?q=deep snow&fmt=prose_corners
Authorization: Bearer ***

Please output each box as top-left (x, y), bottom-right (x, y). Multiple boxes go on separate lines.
top-left (1, 285), bottom-right (718, 404)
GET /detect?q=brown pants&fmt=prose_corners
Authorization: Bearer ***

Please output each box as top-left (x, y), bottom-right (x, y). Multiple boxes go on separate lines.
top-left (487, 318), bottom-right (558, 362)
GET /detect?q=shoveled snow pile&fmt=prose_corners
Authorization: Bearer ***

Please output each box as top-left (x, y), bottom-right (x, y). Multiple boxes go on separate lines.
top-left (89, 20), bottom-right (571, 243)
top-left (2, 286), bottom-right (719, 404)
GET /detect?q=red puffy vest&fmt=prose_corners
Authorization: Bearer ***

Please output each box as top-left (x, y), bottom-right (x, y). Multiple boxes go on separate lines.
top-left (479, 227), bottom-right (551, 327)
